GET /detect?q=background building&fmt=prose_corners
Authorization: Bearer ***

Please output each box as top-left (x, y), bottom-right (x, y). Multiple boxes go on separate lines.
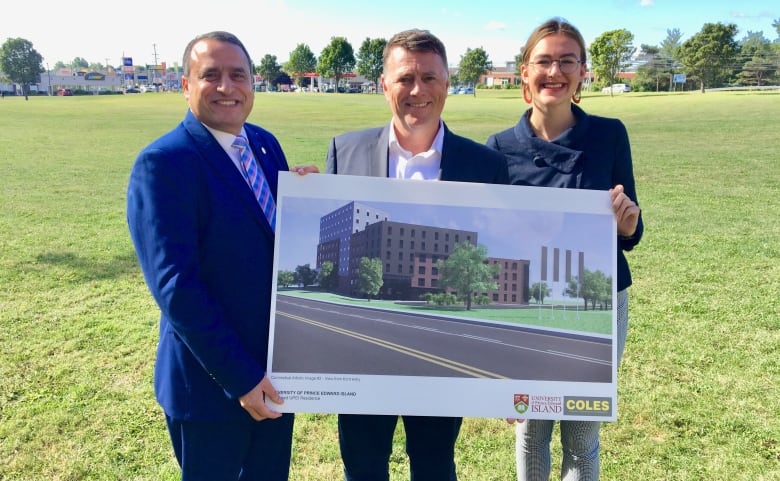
top-left (540, 246), bottom-right (585, 300)
top-left (317, 202), bottom-right (530, 304)
top-left (317, 201), bottom-right (390, 291)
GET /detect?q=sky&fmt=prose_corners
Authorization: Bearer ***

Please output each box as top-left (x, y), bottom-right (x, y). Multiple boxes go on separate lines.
top-left (3, 0), bottom-right (778, 69)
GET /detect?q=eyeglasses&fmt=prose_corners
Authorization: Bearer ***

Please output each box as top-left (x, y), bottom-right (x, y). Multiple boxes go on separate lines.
top-left (527, 57), bottom-right (583, 75)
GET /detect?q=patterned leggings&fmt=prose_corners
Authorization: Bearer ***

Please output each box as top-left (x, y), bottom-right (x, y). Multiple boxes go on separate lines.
top-left (515, 289), bottom-right (629, 481)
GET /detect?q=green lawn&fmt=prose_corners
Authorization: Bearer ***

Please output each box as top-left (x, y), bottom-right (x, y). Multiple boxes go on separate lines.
top-left (279, 289), bottom-right (612, 334)
top-left (1, 89), bottom-right (778, 480)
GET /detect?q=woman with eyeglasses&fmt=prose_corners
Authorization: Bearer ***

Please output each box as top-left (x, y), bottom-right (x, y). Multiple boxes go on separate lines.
top-left (486, 18), bottom-right (643, 481)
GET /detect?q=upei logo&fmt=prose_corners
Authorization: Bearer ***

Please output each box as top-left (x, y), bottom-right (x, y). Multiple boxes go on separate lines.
top-left (513, 394), bottom-right (529, 414)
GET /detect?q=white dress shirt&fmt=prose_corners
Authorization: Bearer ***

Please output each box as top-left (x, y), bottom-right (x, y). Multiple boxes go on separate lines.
top-left (204, 124), bottom-right (264, 189)
top-left (388, 120), bottom-right (444, 180)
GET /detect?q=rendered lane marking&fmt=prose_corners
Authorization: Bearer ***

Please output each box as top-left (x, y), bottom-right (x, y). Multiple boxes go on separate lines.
top-left (277, 298), bottom-right (611, 366)
top-left (277, 310), bottom-right (510, 379)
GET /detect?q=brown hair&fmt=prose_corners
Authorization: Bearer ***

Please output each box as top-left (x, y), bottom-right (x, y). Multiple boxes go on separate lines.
top-left (383, 29), bottom-right (448, 71)
top-left (182, 31), bottom-right (253, 77)
top-left (521, 18), bottom-right (587, 65)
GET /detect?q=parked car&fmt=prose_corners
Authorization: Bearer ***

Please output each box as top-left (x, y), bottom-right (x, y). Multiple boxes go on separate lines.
top-left (602, 83), bottom-right (631, 94)
top-left (124, 87), bottom-right (141, 94)
top-left (141, 84), bottom-right (157, 93)
top-left (56, 89), bottom-right (73, 96)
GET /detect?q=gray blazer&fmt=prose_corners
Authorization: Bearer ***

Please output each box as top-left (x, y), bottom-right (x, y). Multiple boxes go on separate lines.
top-left (326, 123), bottom-right (509, 184)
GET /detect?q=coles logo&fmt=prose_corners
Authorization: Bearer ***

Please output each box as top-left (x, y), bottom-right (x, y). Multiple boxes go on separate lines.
top-left (563, 396), bottom-right (613, 416)
top-left (513, 394), bottom-right (529, 414)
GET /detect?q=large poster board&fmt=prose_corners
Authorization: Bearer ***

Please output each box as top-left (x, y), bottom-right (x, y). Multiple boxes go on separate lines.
top-left (267, 172), bottom-right (617, 421)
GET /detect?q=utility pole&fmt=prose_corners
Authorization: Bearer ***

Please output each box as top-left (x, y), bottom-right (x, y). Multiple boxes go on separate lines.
top-left (152, 43), bottom-right (159, 85)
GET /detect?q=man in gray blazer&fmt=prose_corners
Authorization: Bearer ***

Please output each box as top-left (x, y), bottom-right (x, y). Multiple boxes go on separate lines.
top-left (326, 29), bottom-right (508, 481)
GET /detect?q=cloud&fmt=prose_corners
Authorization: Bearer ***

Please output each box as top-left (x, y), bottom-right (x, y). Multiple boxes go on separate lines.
top-left (485, 21), bottom-right (508, 31)
top-left (639, 0), bottom-right (654, 6)
top-left (729, 10), bottom-right (776, 20)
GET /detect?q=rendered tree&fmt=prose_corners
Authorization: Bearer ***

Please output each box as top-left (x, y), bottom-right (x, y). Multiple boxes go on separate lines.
top-left (285, 44), bottom-right (317, 88)
top-left (564, 269), bottom-right (612, 310)
top-left (294, 263), bottom-right (318, 288)
top-left (589, 29), bottom-right (636, 93)
top-left (678, 22), bottom-right (739, 93)
top-left (317, 261), bottom-right (339, 291)
top-left (356, 37), bottom-right (386, 93)
top-left (437, 242), bottom-right (498, 310)
top-left (277, 270), bottom-right (295, 288)
top-left (318, 36), bottom-right (356, 92)
top-left (530, 282), bottom-right (551, 305)
top-left (457, 47), bottom-right (492, 94)
top-left (356, 257), bottom-right (383, 301)
top-left (0, 38), bottom-right (43, 98)
top-left (257, 54), bottom-right (282, 90)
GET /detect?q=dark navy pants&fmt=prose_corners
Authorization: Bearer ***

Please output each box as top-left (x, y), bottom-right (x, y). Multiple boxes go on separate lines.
top-left (338, 413), bottom-right (462, 481)
top-left (165, 413), bottom-right (294, 481)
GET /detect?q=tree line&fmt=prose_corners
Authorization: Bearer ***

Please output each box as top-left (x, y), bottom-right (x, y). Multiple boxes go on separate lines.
top-left (277, 242), bottom-right (500, 309)
top-left (3, 18), bottom-right (778, 96)
top-left (0, 35), bottom-right (494, 96)
top-left (632, 21), bottom-right (780, 92)
top-left (528, 266), bottom-right (612, 311)
top-left (263, 37), bottom-right (492, 94)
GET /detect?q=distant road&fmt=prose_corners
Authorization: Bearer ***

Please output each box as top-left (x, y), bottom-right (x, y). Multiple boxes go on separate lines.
top-left (272, 295), bottom-right (612, 382)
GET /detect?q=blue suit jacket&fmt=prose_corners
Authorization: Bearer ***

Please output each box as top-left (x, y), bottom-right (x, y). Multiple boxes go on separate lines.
top-left (127, 110), bottom-right (289, 421)
top-left (326, 123), bottom-right (509, 184)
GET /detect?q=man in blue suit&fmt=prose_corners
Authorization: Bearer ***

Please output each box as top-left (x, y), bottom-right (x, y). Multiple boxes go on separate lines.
top-left (127, 31), bottom-right (315, 481)
top-left (326, 29), bottom-right (509, 481)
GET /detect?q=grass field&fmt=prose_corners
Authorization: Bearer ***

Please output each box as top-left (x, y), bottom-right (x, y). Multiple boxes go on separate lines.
top-left (279, 289), bottom-right (612, 334)
top-left (1, 89), bottom-right (778, 480)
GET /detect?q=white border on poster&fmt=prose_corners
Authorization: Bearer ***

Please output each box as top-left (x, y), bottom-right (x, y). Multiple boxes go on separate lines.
top-left (267, 172), bottom-right (618, 421)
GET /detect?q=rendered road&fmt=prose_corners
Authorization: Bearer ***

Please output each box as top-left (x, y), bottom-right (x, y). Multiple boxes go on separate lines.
top-left (272, 295), bottom-right (612, 382)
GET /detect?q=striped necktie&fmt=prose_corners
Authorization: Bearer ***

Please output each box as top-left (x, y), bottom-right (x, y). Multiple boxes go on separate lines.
top-left (232, 135), bottom-right (276, 231)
